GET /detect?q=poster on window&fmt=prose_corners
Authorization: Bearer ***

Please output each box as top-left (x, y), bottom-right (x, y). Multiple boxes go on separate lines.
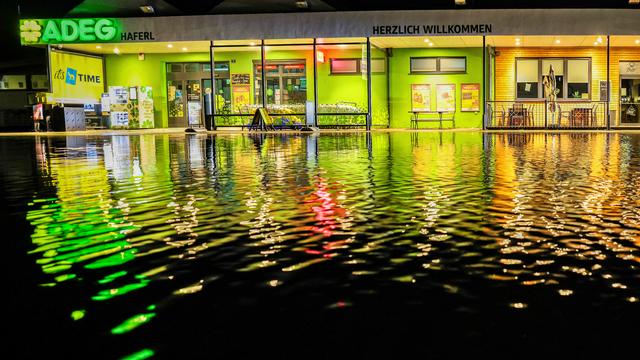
top-left (231, 73), bottom-right (250, 85)
top-left (411, 84), bottom-right (431, 112)
top-left (138, 86), bottom-right (154, 128)
top-left (460, 83), bottom-right (480, 112)
top-left (110, 112), bottom-right (129, 127)
top-left (188, 102), bottom-right (202, 126)
top-left (232, 84), bottom-right (251, 112)
top-left (436, 84), bottom-right (456, 112)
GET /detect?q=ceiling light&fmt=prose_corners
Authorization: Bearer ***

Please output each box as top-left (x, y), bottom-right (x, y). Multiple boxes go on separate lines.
top-left (428, 42), bottom-right (434, 46)
top-left (636, 39), bottom-right (640, 44)
top-left (182, 47), bottom-right (188, 51)
top-left (515, 38), bottom-right (520, 42)
top-left (555, 39), bottom-right (561, 44)
top-left (140, 5), bottom-right (155, 14)
top-left (424, 38), bottom-right (430, 43)
top-left (594, 42), bottom-right (599, 45)
top-left (455, 0), bottom-right (466, 4)
top-left (597, 36), bottom-right (603, 43)
top-left (113, 47), bottom-right (120, 54)
top-left (630, 0), bottom-right (639, 4)
top-left (167, 44), bottom-right (173, 48)
top-left (96, 45), bottom-right (101, 49)
top-left (249, 42), bottom-right (256, 46)
top-left (295, 0), bottom-right (308, 8)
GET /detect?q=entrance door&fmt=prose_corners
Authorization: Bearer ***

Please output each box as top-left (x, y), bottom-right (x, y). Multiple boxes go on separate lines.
top-left (186, 80), bottom-right (202, 126)
top-left (202, 78), bottom-right (212, 127)
top-left (620, 77), bottom-right (640, 124)
top-left (167, 62), bottom-right (212, 127)
top-left (168, 80), bottom-right (185, 127)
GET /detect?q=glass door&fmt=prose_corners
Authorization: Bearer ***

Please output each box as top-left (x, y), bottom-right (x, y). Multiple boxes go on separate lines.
top-left (168, 80), bottom-right (185, 127)
top-left (266, 78), bottom-right (280, 105)
top-left (214, 78), bottom-right (231, 112)
top-left (203, 79), bottom-right (212, 121)
top-left (620, 77), bottom-right (640, 124)
top-left (186, 80), bottom-right (202, 126)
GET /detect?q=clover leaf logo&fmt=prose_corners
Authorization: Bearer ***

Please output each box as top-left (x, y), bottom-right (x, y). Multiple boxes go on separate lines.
top-left (20, 20), bottom-right (42, 43)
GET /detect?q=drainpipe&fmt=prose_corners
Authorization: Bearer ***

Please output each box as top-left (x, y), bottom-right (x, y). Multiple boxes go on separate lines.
top-left (261, 39), bottom-right (267, 130)
top-left (607, 35), bottom-right (611, 130)
top-left (482, 35), bottom-right (486, 130)
top-left (209, 40), bottom-right (216, 131)
top-left (366, 37), bottom-right (372, 131)
top-left (313, 38), bottom-right (318, 127)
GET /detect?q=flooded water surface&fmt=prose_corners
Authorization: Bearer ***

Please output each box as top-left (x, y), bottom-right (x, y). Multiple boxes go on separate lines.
top-left (4, 132), bottom-right (640, 358)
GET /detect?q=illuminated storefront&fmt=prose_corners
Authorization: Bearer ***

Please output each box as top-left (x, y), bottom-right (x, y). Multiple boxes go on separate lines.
top-left (18, 9), bottom-right (640, 130)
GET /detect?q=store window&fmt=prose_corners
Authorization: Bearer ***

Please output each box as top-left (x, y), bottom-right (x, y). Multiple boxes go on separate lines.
top-left (410, 57), bottom-right (466, 74)
top-left (516, 59), bottom-right (539, 98)
top-left (317, 41), bottom-right (368, 126)
top-left (541, 59), bottom-right (564, 98)
top-left (330, 59), bottom-right (359, 74)
top-left (0, 75), bottom-right (27, 90)
top-left (211, 42), bottom-right (262, 126)
top-left (253, 60), bottom-right (307, 109)
top-left (516, 58), bottom-right (591, 99)
top-left (567, 59), bottom-right (590, 99)
top-left (30, 75), bottom-right (49, 90)
top-left (370, 58), bottom-right (386, 74)
top-left (167, 64), bottom-right (183, 73)
top-left (185, 63), bottom-right (200, 72)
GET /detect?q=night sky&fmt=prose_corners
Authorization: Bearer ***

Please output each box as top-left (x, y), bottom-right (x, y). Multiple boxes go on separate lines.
top-left (2, 0), bottom-right (638, 65)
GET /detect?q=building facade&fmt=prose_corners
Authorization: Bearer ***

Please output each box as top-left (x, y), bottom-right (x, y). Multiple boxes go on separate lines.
top-left (19, 9), bottom-right (640, 130)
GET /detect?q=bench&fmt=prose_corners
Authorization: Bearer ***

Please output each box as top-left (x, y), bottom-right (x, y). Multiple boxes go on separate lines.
top-left (409, 111), bottom-right (455, 129)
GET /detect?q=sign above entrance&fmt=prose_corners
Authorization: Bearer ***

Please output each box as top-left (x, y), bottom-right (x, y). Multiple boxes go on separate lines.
top-left (19, 18), bottom-right (155, 45)
top-left (20, 19), bottom-right (122, 44)
top-left (372, 24), bottom-right (492, 36)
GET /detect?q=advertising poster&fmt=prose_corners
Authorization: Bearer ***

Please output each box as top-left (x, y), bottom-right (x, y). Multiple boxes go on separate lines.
top-left (109, 86), bottom-right (129, 128)
top-left (411, 84), bottom-right (431, 112)
top-left (111, 112), bottom-right (129, 127)
top-left (436, 84), bottom-right (456, 112)
top-left (127, 86), bottom-right (139, 128)
top-left (461, 83), bottom-right (480, 112)
top-left (49, 49), bottom-right (104, 104)
top-left (232, 84), bottom-right (251, 111)
top-left (231, 73), bottom-right (250, 85)
top-left (138, 86), bottom-right (154, 128)
top-left (188, 102), bottom-right (202, 125)
top-left (101, 93), bottom-right (111, 115)
top-left (32, 103), bottom-right (43, 120)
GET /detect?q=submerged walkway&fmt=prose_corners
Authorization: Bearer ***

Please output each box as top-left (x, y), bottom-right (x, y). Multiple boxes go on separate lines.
top-left (4, 127), bottom-right (640, 136)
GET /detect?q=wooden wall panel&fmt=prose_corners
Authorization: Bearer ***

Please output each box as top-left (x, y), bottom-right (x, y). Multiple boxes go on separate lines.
top-left (494, 47), bottom-right (640, 125)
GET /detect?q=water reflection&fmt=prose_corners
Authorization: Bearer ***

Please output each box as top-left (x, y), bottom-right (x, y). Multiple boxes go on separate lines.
top-left (6, 131), bottom-right (640, 357)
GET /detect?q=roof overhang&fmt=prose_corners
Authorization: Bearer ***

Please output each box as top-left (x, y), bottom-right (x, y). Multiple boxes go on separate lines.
top-left (19, 9), bottom-right (640, 46)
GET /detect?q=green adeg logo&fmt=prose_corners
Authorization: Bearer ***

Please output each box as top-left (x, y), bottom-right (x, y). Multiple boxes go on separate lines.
top-left (20, 19), bottom-right (120, 44)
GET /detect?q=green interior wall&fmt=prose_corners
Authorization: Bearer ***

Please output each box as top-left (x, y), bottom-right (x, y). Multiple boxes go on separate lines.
top-left (388, 48), bottom-right (484, 129)
top-left (105, 52), bottom-right (210, 128)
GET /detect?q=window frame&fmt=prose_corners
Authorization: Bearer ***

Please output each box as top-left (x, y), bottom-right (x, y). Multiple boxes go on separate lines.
top-left (409, 56), bottom-right (467, 75)
top-left (515, 57), bottom-right (592, 101)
